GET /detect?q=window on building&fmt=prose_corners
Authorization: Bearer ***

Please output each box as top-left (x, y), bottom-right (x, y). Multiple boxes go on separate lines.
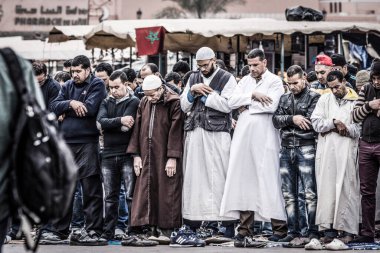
top-left (330, 2), bottom-right (333, 13)
top-left (334, 2), bottom-right (337, 13)
top-left (338, 2), bottom-right (342, 12)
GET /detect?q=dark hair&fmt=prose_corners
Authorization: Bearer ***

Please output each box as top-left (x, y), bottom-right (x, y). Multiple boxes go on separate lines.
top-left (121, 68), bottom-right (137, 83)
top-left (287, 65), bottom-right (304, 79)
top-left (347, 64), bottom-right (358, 76)
top-left (331, 54), bottom-right (347, 67)
top-left (109, 70), bottom-right (128, 83)
top-left (71, 55), bottom-right (91, 69)
top-left (95, 62), bottom-right (113, 76)
top-left (306, 71), bottom-right (318, 83)
top-left (32, 61), bottom-right (47, 76)
top-left (247, 48), bottom-right (265, 60)
top-left (63, 59), bottom-right (72, 68)
top-left (370, 58), bottom-right (380, 79)
top-left (172, 60), bottom-right (190, 74)
top-left (327, 70), bottom-right (344, 83)
top-left (216, 59), bottom-right (227, 71)
top-left (144, 63), bottom-right (159, 74)
top-left (165, 71), bottom-right (182, 85)
top-left (54, 71), bottom-right (71, 83)
top-left (240, 65), bottom-right (250, 76)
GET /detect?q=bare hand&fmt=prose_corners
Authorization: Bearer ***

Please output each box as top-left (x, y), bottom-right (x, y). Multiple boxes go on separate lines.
top-left (58, 114), bottom-right (65, 122)
top-left (252, 91), bottom-right (273, 106)
top-left (121, 116), bottom-right (134, 128)
top-left (70, 100), bottom-right (88, 117)
top-left (369, 99), bottom-right (380, 110)
top-left (190, 83), bottom-right (213, 96)
top-left (334, 119), bottom-right (348, 136)
top-left (133, 156), bottom-right (142, 176)
top-left (293, 115), bottom-right (311, 130)
top-left (165, 158), bottom-right (176, 177)
top-left (232, 119), bottom-right (237, 129)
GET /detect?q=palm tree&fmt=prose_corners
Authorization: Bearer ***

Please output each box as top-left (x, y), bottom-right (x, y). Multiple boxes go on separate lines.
top-left (155, 0), bottom-right (246, 19)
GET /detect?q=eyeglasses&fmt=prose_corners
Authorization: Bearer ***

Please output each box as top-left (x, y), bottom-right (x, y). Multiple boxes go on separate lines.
top-left (197, 60), bottom-right (212, 70)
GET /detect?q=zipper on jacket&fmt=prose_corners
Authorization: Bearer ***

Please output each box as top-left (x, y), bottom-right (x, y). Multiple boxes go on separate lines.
top-left (292, 93), bottom-right (296, 147)
top-left (149, 104), bottom-right (156, 139)
top-left (147, 104), bottom-right (156, 220)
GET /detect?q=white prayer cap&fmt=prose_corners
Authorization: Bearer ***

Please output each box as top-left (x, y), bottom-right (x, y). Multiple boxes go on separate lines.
top-left (142, 75), bottom-right (162, 91)
top-left (195, 47), bottom-right (215, 61)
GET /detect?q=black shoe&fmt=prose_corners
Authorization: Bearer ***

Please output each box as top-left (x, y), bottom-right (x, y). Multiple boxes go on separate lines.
top-left (350, 235), bottom-right (375, 244)
top-left (234, 236), bottom-right (267, 248)
top-left (268, 234), bottom-right (286, 242)
top-left (121, 234), bottom-right (159, 247)
top-left (70, 229), bottom-right (108, 246)
top-left (278, 235), bottom-right (296, 242)
top-left (309, 233), bottom-right (320, 240)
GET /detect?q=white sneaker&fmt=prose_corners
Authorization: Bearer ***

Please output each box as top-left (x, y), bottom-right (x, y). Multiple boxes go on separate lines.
top-left (305, 238), bottom-right (323, 250)
top-left (4, 235), bottom-right (11, 244)
top-left (325, 238), bottom-right (349, 251)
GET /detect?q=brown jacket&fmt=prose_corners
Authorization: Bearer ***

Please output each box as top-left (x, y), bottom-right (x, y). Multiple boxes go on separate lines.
top-left (127, 87), bottom-right (184, 229)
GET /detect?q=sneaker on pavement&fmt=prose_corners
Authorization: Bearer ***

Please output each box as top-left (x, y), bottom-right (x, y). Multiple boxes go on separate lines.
top-left (70, 229), bottom-right (108, 246)
top-left (121, 234), bottom-right (159, 247)
top-left (4, 235), bottom-right (11, 244)
top-left (169, 227), bottom-right (206, 247)
top-left (39, 232), bottom-right (67, 245)
top-left (114, 228), bottom-right (124, 241)
top-left (278, 234), bottom-right (296, 242)
top-left (268, 233), bottom-right (286, 242)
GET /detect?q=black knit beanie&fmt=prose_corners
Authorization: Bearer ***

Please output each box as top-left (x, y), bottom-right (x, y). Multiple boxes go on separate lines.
top-left (370, 59), bottom-right (380, 78)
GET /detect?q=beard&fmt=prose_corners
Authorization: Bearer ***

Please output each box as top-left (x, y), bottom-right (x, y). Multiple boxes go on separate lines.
top-left (203, 65), bottom-right (216, 78)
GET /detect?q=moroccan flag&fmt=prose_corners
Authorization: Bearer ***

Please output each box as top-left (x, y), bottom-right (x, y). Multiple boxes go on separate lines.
top-left (135, 26), bottom-right (166, 56)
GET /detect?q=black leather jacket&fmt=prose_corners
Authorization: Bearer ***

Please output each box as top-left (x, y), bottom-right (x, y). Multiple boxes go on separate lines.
top-left (272, 87), bottom-right (320, 147)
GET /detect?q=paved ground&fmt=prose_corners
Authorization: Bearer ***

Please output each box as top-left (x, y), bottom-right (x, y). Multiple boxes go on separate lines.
top-left (3, 243), bottom-right (379, 253)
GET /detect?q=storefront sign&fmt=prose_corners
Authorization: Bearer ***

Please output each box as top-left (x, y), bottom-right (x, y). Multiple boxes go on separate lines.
top-left (0, 0), bottom-right (88, 32)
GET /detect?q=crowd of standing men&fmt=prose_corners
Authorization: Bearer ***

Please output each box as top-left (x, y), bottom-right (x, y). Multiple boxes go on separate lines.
top-left (1, 45), bottom-right (380, 251)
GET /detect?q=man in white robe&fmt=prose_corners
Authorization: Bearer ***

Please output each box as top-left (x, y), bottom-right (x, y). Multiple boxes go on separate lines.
top-left (310, 70), bottom-right (360, 245)
top-left (180, 47), bottom-right (238, 236)
top-left (220, 49), bottom-right (287, 246)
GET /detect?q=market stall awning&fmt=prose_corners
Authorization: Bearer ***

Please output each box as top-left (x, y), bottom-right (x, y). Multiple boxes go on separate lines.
top-left (82, 18), bottom-right (380, 52)
top-left (48, 25), bottom-right (95, 43)
top-left (0, 37), bottom-right (90, 60)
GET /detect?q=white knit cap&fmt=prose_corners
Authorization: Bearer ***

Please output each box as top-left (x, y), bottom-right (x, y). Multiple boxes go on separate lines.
top-left (142, 75), bottom-right (162, 91)
top-left (195, 47), bottom-right (215, 61)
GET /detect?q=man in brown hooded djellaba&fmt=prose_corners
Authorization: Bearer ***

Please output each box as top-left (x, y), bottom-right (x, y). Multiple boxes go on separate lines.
top-left (124, 74), bottom-right (184, 246)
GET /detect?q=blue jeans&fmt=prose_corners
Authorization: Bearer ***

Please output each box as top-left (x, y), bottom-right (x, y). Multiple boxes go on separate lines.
top-left (71, 182), bottom-right (85, 229)
top-left (101, 155), bottom-right (135, 239)
top-left (117, 184), bottom-right (128, 231)
top-left (298, 178), bottom-right (309, 236)
top-left (279, 145), bottom-right (318, 237)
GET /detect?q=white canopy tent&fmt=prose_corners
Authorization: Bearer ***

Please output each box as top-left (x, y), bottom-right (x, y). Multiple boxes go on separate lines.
top-left (48, 25), bottom-right (95, 43)
top-left (0, 36), bottom-right (90, 60)
top-left (80, 18), bottom-right (380, 52)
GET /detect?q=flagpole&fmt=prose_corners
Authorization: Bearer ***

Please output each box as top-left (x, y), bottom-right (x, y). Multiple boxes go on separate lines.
top-left (159, 52), bottom-right (162, 74)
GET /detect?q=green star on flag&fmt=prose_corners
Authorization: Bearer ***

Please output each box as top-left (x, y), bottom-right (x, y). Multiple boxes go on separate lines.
top-left (146, 31), bottom-right (160, 44)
